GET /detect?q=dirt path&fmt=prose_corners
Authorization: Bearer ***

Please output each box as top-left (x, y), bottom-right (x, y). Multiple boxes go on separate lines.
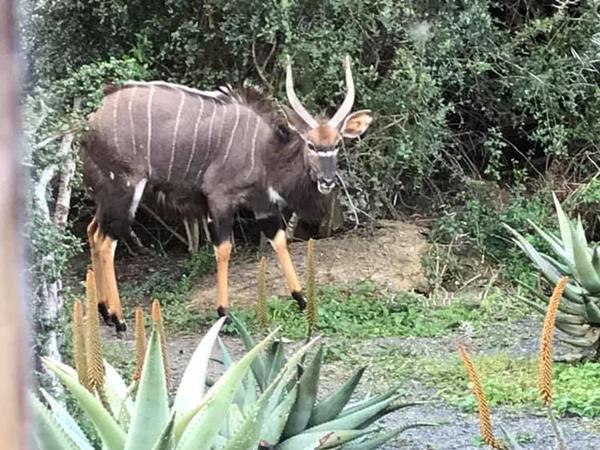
top-left (188, 220), bottom-right (430, 310)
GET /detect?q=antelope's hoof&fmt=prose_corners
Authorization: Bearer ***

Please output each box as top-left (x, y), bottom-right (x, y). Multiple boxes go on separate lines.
top-left (98, 303), bottom-right (113, 327)
top-left (110, 315), bottom-right (127, 334)
top-left (291, 291), bottom-right (307, 311)
top-left (217, 306), bottom-right (232, 324)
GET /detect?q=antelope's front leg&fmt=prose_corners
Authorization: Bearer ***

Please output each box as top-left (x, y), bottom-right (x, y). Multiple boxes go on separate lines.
top-left (208, 212), bottom-right (234, 320)
top-left (257, 215), bottom-right (307, 311)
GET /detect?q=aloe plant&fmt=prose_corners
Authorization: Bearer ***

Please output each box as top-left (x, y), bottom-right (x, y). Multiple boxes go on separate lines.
top-left (33, 314), bottom-right (430, 449)
top-left (228, 314), bottom-right (432, 448)
top-left (505, 193), bottom-right (600, 358)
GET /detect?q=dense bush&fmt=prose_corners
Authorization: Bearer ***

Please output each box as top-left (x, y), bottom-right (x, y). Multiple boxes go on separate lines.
top-left (21, 1), bottom-right (600, 333)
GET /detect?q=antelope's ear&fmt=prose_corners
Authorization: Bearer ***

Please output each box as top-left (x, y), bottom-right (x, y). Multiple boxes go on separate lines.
top-left (282, 104), bottom-right (311, 135)
top-left (341, 109), bottom-right (373, 139)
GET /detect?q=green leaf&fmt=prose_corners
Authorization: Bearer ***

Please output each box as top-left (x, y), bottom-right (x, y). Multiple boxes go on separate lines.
top-left (339, 423), bottom-right (434, 449)
top-left (225, 338), bottom-right (322, 450)
top-left (43, 357), bottom-right (126, 450)
top-left (104, 360), bottom-right (133, 426)
top-left (31, 393), bottom-right (85, 450)
top-left (229, 313), bottom-right (267, 390)
top-left (305, 394), bottom-right (400, 433)
top-left (173, 317), bottom-right (227, 420)
top-left (277, 429), bottom-right (374, 450)
top-left (553, 192), bottom-right (574, 262)
top-left (150, 414), bottom-right (176, 450)
top-left (265, 341), bottom-right (286, 387)
top-left (527, 219), bottom-right (571, 264)
top-left (309, 367), bottom-right (365, 427)
top-left (571, 218), bottom-right (600, 293)
top-left (282, 346), bottom-right (324, 438)
top-left (260, 386), bottom-right (298, 444)
top-left (175, 327), bottom-right (280, 449)
top-left (339, 386), bottom-right (400, 418)
top-left (125, 329), bottom-right (170, 450)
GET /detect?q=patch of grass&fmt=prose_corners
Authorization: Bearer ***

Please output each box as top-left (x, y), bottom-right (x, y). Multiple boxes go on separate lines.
top-left (372, 352), bottom-right (600, 418)
top-left (234, 281), bottom-right (516, 340)
top-left (118, 246), bottom-right (217, 333)
top-left (103, 340), bottom-right (136, 385)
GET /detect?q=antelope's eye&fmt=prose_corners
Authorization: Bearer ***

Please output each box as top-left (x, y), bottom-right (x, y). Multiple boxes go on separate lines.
top-left (306, 142), bottom-right (316, 151)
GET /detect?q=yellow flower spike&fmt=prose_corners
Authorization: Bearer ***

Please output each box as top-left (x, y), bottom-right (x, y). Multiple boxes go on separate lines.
top-left (72, 300), bottom-right (89, 390)
top-left (85, 270), bottom-right (105, 393)
top-left (458, 346), bottom-right (505, 450)
top-left (257, 256), bottom-right (269, 332)
top-left (151, 299), bottom-right (171, 390)
top-left (539, 276), bottom-right (568, 407)
top-left (133, 306), bottom-right (146, 382)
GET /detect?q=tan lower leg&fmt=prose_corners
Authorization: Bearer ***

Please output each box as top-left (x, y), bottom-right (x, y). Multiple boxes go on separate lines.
top-left (270, 229), bottom-right (302, 292)
top-left (87, 218), bottom-right (106, 313)
top-left (215, 241), bottom-right (232, 310)
top-left (97, 234), bottom-right (123, 322)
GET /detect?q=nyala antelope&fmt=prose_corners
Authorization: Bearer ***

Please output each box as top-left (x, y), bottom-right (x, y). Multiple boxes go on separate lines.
top-left (83, 56), bottom-right (372, 332)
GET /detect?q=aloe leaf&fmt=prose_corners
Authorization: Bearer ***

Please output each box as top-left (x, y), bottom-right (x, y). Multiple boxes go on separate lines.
top-left (306, 394), bottom-right (400, 433)
top-left (583, 296), bottom-right (600, 324)
top-left (42, 357), bottom-right (126, 450)
top-left (277, 429), bottom-right (374, 450)
top-left (39, 388), bottom-right (93, 450)
top-left (593, 246), bottom-right (600, 274)
top-left (229, 313), bottom-right (267, 389)
top-left (340, 423), bottom-right (434, 449)
top-left (282, 345), bottom-right (324, 438)
top-left (104, 361), bottom-right (133, 426)
top-left (554, 321), bottom-right (591, 337)
top-left (266, 341), bottom-right (286, 386)
top-left (31, 393), bottom-right (86, 450)
top-left (173, 316), bottom-right (227, 420)
top-left (225, 338), bottom-right (322, 450)
top-left (261, 386), bottom-right (298, 444)
top-left (340, 385), bottom-right (400, 418)
top-left (309, 367), bottom-right (366, 427)
top-left (527, 219), bottom-right (571, 264)
top-left (150, 414), bottom-right (175, 450)
top-left (125, 330), bottom-right (170, 450)
top-left (218, 337), bottom-right (234, 370)
top-left (358, 402), bottom-right (422, 429)
top-left (175, 327), bottom-right (280, 449)
top-left (553, 192), bottom-right (574, 261)
top-left (571, 219), bottom-right (600, 293)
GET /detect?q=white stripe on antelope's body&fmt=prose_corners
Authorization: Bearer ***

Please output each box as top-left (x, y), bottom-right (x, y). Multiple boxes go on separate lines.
top-left (82, 56), bottom-right (373, 332)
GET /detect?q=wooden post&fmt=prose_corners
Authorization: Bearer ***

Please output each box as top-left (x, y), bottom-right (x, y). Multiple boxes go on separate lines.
top-left (0, 0), bottom-right (28, 448)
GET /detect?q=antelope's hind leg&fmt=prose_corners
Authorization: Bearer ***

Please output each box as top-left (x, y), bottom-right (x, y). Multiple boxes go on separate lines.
top-left (87, 177), bottom-right (147, 333)
top-left (257, 214), bottom-right (307, 311)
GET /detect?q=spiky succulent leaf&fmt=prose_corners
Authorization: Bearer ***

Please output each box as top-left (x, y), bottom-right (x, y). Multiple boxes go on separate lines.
top-left (527, 219), bottom-right (571, 265)
top-left (39, 388), bottom-right (93, 449)
top-left (277, 429), bottom-right (375, 450)
top-left (260, 386), bottom-right (298, 444)
top-left (339, 423), bottom-right (434, 450)
top-left (150, 414), bottom-right (176, 450)
top-left (31, 393), bottom-right (84, 450)
top-left (42, 357), bottom-right (126, 450)
top-left (583, 296), bottom-right (600, 324)
top-left (553, 193), bottom-right (574, 262)
top-left (104, 360), bottom-right (133, 426)
top-left (265, 340), bottom-right (286, 386)
top-left (500, 425), bottom-right (525, 450)
top-left (125, 329), bottom-right (170, 450)
top-left (229, 312), bottom-right (267, 389)
top-left (175, 328), bottom-right (280, 449)
top-left (309, 367), bottom-right (366, 427)
top-left (173, 316), bottom-right (227, 420)
top-left (571, 219), bottom-right (600, 293)
top-left (306, 394), bottom-right (400, 433)
top-left (282, 346), bottom-right (324, 438)
top-left (339, 385), bottom-right (400, 418)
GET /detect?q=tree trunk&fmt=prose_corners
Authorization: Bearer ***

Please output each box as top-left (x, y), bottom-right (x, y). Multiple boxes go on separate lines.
top-left (0, 1), bottom-right (29, 447)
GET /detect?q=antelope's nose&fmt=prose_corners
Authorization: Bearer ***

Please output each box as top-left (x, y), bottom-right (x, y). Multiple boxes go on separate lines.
top-left (318, 177), bottom-right (336, 194)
